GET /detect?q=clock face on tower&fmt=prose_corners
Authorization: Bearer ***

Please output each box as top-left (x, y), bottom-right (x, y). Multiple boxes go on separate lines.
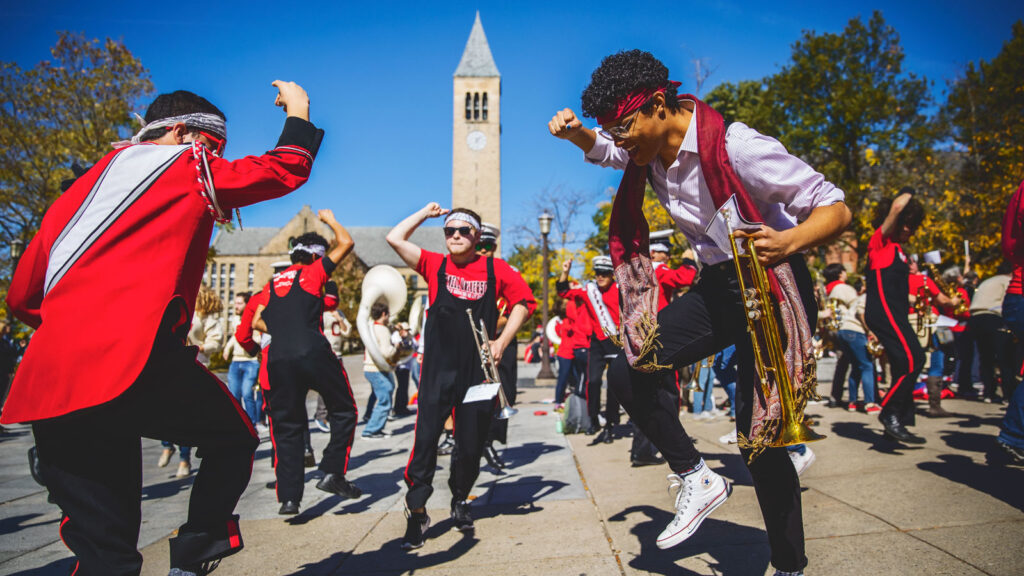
top-left (466, 130), bottom-right (487, 151)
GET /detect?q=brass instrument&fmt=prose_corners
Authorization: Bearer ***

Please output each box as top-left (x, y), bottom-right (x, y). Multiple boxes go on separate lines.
top-left (826, 299), bottom-right (843, 332)
top-left (725, 212), bottom-right (824, 450)
top-left (866, 338), bottom-right (885, 358)
top-left (466, 309), bottom-right (517, 419)
top-left (685, 356), bottom-right (711, 392)
top-left (913, 285), bottom-right (934, 340)
top-left (923, 263), bottom-right (968, 316)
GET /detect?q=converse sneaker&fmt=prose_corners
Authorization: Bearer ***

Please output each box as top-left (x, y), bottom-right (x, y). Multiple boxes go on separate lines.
top-left (401, 510), bottom-right (431, 550)
top-left (788, 447), bottom-right (816, 477)
top-left (656, 460), bottom-right (730, 549)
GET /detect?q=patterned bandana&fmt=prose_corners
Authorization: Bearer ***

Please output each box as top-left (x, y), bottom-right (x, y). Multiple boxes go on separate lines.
top-left (290, 243), bottom-right (326, 258)
top-left (112, 113), bottom-right (227, 149)
top-left (445, 212), bottom-right (481, 231)
top-left (596, 81), bottom-right (681, 125)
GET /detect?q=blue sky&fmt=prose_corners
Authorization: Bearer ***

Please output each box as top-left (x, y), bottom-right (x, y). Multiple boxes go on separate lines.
top-left (4, 1), bottom-right (1022, 248)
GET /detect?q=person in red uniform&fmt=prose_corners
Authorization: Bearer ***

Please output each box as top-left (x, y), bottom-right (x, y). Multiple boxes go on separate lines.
top-left (650, 233), bottom-right (696, 310)
top-left (556, 256), bottom-right (622, 441)
top-left (865, 189), bottom-right (960, 444)
top-left (252, 211), bottom-right (362, 516)
top-left (386, 203), bottom-right (535, 549)
top-left (3, 82), bottom-right (321, 576)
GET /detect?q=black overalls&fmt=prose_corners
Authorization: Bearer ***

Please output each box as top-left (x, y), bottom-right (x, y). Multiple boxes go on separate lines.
top-left (405, 256), bottom-right (499, 510)
top-left (262, 263), bottom-right (358, 504)
top-left (864, 236), bottom-right (926, 426)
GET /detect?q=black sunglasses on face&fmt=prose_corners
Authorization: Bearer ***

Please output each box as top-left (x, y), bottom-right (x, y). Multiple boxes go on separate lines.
top-left (476, 241), bottom-right (496, 252)
top-left (444, 226), bottom-right (474, 238)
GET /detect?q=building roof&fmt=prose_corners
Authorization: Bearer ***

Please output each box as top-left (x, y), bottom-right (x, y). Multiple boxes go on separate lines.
top-left (210, 227), bottom-right (279, 255)
top-left (454, 11), bottom-right (500, 78)
top-left (348, 227), bottom-right (448, 268)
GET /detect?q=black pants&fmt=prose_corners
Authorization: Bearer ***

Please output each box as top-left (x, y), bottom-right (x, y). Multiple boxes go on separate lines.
top-left (830, 347), bottom-right (851, 402)
top-left (33, 320), bottom-right (258, 575)
top-left (487, 340), bottom-right (518, 444)
top-left (970, 314), bottom-right (1018, 399)
top-left (405, 390), bottom-right (493, 510)
top-left (608, 256), bottom-right (816, 573)
top-left (866, 308), bottom-right (925, 427)
top-left (395, 366), bottom-right (413, 413)
top-left (588, 338), bottom-right (621, 425)
top-left (266, 350), bottom-right (357, 503)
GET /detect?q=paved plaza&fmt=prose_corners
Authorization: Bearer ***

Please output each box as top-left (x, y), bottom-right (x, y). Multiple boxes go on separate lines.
top-left (0, 356), bottom-right (1021, 575)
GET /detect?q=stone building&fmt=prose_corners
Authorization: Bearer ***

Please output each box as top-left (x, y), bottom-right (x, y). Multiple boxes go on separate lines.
top-left (206, 206), bottom-right (444, 323)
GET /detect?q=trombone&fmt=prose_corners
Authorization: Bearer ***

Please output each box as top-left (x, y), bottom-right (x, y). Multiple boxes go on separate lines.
top-left (466, 309), bottom-right (518, 419)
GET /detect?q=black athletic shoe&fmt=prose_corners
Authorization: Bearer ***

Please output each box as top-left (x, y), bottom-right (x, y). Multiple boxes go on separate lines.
top-left (278, 501), bottom-right (299, 515)
top-left (631, 454), bottom-right (666, 467)
top-left (168, 560), bottom-right (221, 576)
top-left (451, 499), bottom-right (474, 532)
top-left (437, 433), bottom-right (455, 456)
top-left (585, 423), bottom-right (600, 435)
top-left (999, 440), bottom-right (1024, 466)
top-left (315, 473), bottom-right (362, 499)
top-left (28, 446), bottom-right (44, 487)
top-left (879, 413), bottom-right (926, 445)
top-left (483, 443), bottom-right (506, 470)
top-left (304, 449), bottom-right (316, 468)
top-left (401, 511), bottom-right (430, 550)
top-left (600, 424), bottom-right (615, 444)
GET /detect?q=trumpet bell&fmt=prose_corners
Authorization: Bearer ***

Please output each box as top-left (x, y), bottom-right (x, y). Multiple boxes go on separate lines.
top-left (775, 419), bottom-right (827, 447)
top-left (498, 405), bottom-right (519, 419)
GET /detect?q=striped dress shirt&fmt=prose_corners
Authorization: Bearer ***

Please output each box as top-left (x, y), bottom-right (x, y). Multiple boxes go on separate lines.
top-left (585, 101), bottom-right (845, 266)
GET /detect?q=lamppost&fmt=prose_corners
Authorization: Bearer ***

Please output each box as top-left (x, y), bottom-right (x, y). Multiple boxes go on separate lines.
top-left (536, 211), bottom-right (556, 380)
top-left (6, 238), bottom-right (24, 328)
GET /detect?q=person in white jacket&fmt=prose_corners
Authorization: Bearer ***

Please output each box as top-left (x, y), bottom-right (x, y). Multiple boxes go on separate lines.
top-left (362, 302), bottom-right (396, 439)
top-left (158, 286), bottom-right (224, 477)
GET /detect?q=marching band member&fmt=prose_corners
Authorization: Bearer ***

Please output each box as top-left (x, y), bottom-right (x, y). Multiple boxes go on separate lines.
top-left (556, 256), bottom-right (624, 441)
top-left (3, 82), bottom-right (321, 575)
top-left (386, 203), bottom-right (535, 549)
top-left (866, 190), bottom-right (959, 443)
top-left (548, 49), bottom-right (849, 575)
top-left (649, 232), bottom-right (696, 309)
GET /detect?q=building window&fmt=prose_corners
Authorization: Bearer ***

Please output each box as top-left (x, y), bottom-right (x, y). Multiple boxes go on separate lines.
top-left (228, 290), bottom-right (234, 307)
top-left (248, 263), bottom-right (255, 288)
top-left (465, 92), bottom-right (472, 120)
top-left (229, 263), bottom-right (235, 289)
top-left (482, 93), bottom-right (488, 121)
top-left (473, 92), bottom-right (480, 120)
top-left (219, 264), bottom-right (225, 288)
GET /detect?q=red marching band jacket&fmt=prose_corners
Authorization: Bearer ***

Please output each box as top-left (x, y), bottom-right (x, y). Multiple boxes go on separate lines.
top-left (557, 281), bottom-right (620, 343)
top-left (3, 119), bottom-right (319, 424)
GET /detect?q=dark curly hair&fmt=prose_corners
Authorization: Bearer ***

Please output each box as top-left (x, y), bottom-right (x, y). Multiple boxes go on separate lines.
top-left (823, 263), bottom-right (846, 284)
top-left (581, 50), bottom-right (681, 120)
top-left (872, 191), bottom-right (925, 233)
top-left (139, 90), bottom-right (225, 142)
top-left (290, 232), bottom-right (329, 264)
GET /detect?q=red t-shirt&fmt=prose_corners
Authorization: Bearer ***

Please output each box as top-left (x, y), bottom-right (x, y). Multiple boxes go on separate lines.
top-left (416, 250), bottom-right (537, 315)
top-left (825, 280), bottom-right (843, 295)
top-left (554, 318), bottom-right (575, 359)
top-left (261, 258), bottom-right (336, 299)
top-left (867, 227), bottom-right (906, 271)
top-left (564, 298), bottom-right (592, 350)
top-left (907, 273), bottom-right (940, 300)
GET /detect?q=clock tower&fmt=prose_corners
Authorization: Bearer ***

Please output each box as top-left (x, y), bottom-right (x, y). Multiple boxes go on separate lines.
top-left (453, 12), bottom-right (501, 250)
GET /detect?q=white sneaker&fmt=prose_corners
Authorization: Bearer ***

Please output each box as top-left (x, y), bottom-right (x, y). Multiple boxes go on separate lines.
top-left (693, 412), bottom-right (713, 421)
top-left (788, 447), bottom-right (816, 477)
top-left (656, 462), bottom-right (731, 549)
top-left (157, 448), bottom-right (174, 468)
top-left (718, 429), bottom-right (738, 445)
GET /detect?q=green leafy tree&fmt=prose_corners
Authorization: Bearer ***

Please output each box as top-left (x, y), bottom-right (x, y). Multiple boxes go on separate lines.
top-left (0, 32), bottom-right (152, 319)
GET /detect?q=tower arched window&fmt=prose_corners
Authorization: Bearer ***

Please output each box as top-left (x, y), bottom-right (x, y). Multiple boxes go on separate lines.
top-left (473, 93), bottom-right (480, 121)
top-left (482, 93), bottom-right (488, 121)
top-left (465, 92), bottom-right (471, 120)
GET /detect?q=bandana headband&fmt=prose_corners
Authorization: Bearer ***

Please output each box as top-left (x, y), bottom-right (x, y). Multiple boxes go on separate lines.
top-left (112, 112), bottom-right (227, 149)
top-left (290, 243), bottom-right (326, 258)
top-left (596, 81), bottom-right (681, 125)
top-left (445, 212), bottom-right (481, 231)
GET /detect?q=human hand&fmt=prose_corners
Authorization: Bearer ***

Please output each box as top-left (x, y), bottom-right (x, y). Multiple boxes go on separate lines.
top-left (272, 80), bottom-right (310, 121)
top-left (318, 208), bottom-right (338, 225)
top-left (422, 202), bottom-right (450, 219)
top-left (548, 108), bottom-right (583, 139)
top-left (561, 258), bottom-right (573, 273)
top-left (489, 339), bottom-right (506, 363)
top-left (733, 226), bottom-right (795, 266)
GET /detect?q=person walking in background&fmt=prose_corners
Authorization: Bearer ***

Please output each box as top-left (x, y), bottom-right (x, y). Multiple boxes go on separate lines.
top-left (969, 264), bottom-right (1015, 405)
top-left (392, 323), bottom-right (418, 418)
top-left (160, 285), bottom-right (224, 478)
top-left (224, 292), bottom-right (262, 428)
top-left (317, 281), bottom-right (353, 431)
top-left (362, 302), bottom-right (397, 439)
top-left (998, 180), bottom-right (1024, 465)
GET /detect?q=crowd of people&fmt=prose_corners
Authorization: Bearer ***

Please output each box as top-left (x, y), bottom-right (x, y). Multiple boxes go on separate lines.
top-left (1, 47), bottom-right (1021, 576)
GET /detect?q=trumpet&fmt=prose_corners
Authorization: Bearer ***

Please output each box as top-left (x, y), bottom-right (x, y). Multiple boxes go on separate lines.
top-left (913, 285), bottom-right (934, 340)
top-left (923, 263), bottom-right (968, 316)
top-left (725, 211), bottom-right (824, 457)
top-left (685, 356), bottom-right (711, 392)
top-left (466, 309), bottom-right (518, 419)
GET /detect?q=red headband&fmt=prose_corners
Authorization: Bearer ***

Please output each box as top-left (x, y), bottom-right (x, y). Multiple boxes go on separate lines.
top-left (596, 81), bottom-right (681, 125)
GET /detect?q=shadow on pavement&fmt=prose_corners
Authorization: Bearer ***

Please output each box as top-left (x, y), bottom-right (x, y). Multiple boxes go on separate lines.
top-left (322, 526), bottom-right (478, 575)
top-left (829, 421), bottom-right (925, 455)
top-left (918, 452), bottom-right (1024, 512)
top-left (476, 474), bottom-right (570, 504)
top-left (6, 557), bottom-right (78, 576)
top-left (334, 467), bottom-right (406, 515)
top-left (496, 441), bottom-right (563, 468)
top-left (949, 412), bottom-right (1005, 430)
top-left (0, 513), bottom-right (58, 536)
top-left (702, 451), bottom-right (754, 487)
top-left (608, 506), bottom-right (770, 575)
top-left (141, 476), bottom-right (195, 501)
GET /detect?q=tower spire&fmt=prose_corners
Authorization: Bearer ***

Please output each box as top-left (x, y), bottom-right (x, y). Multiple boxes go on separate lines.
top-left (454, 11), bottom-right (500, 77)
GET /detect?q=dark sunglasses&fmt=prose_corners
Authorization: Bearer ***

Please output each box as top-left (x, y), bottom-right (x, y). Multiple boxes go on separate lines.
top-left (476, 241), bottom-right (496, 252)
top-left (444, 226), bottom-right (474, 238)
top-left (595, 270), bottom-right (614, 277)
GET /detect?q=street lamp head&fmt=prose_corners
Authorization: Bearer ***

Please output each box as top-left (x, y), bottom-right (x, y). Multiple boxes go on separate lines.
top-left (538, 211), bottom-right (553, 236)
top-left (10, 238), bottom-right (24, 261)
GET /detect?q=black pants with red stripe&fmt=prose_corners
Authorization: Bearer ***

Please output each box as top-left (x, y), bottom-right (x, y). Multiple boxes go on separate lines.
top-left (588, 338), bottom-right (622, 425)
top-left (33, 317), bottom-right (258, 575)
top-left (865, 303), bottom-right (925, 426)
top-left (265, 350), bottom-right (357, 503)
top-left (405, 392), bottom-right (494, 510)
